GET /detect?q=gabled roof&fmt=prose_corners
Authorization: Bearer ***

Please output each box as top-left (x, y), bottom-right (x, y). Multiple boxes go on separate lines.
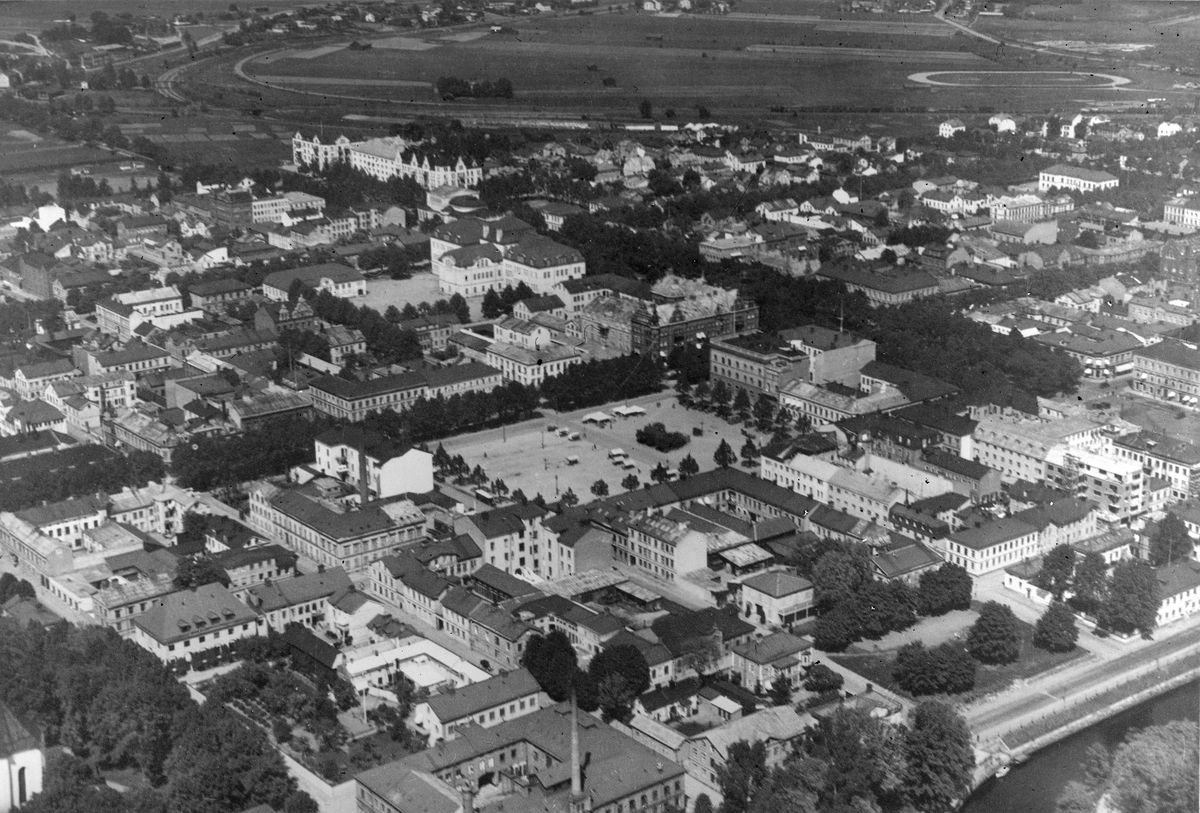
top-left (731, 631), bottom-right (810, 665)
top-left (134, 583), bottom-right (259, 644)
top-left (246, 568), bottom-right (354, 612)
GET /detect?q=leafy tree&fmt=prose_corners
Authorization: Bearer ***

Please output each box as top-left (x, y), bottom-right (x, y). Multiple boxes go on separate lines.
top-left (893, 642), bottom-right (976, 695)
top-left (752, 393), bottom-right (775, 431)
top-left (650, 462), bottom-right (670, 484)
top-left (768, 674), bottom-right (791, 706)
top-left (481, 288), bottom-right (503, 319)
top-left (714, 438), bottom-right (736, 468)
top-left (0, 573), bottom-right (36, 604)
top-left (1081, 742), bottom-right (1110, 789)
top-left (1035, 544), bottom-right (1075, 601)
top-left (1149, 512), bottom-right (1193, 566)
top-left (711, 379), bottom-right (732, 416)
top-left (174, 555), bottom-right (231, 589)
top-left (165, 704), bottom-right (296, 813)
top-left (1108, 721), bottom-right (1199, 813)
top-left (1070, 551), bottom-right (1109, 617)
top-left (812, 549), bottom-right (871, 613)
top-left (588, 644), bottom-right (649, 720)
top-left (716, 740), bottom-right (768, 813)
top-left (284, 791), bottom-right (321, 813)
top-left (802, 664), bottom-right (844, 694)
top-left (812, 605), bottom-right (858, 652)
top-left (448, 293), bottom-right (471, 324)
top-left (679, 453), bottom-right (700, 478)
top-left (1098, 559), bottom-right (1160, 637)
top-left (732, 387), bottom-right (752, 419)
top-left (917, 564), bottom-right (973, 616)
top-left (621, 473), bottom-right (641, 491)
top-left (560, 488), bottom-right (579, 508)
top-left (803, 706), bottom-right (905, 810)
top-left (1033, 601), bottom-right (1078, 653)
top-left (590, 479), bottom-right (609, 498)
top-left (693, 793), bottom-right (714, 813)
top-left (635, 422), bottom-right (689, 452)
top-left (1056, 780), bottom-right (1099, 813)
top-left (904, 701), bottom-right (975, 813)
top-left (521, 630), bottom-right (578, 701)
top-left (967, 601), bottom-right (1021, 665)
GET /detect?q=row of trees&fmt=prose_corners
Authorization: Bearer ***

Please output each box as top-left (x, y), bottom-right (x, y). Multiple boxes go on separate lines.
top-left (435, 76), bottom-right (514, 99)
top-left (539, 354), bottom-right (664, 412)
top-left (0, 447), bottom-right (165, 513)
top-left (710, 701), bottom-right (974, 813)
top-left (1033, 544), bottom-right (1162, 637)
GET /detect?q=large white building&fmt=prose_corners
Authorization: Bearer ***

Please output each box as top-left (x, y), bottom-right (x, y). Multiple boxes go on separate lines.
top-left (1038, 164), bottom-right (1119, 193)
top-left (430, 216), bottom-right (586, 297)
top-left (132, 583), bottom-right (263, 665)
top-left (291, 133), bottom-right (483, 189)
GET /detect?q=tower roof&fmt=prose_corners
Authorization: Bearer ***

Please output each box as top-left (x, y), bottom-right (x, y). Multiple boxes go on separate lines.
top-left (0, 700), bottom-right (40, 759)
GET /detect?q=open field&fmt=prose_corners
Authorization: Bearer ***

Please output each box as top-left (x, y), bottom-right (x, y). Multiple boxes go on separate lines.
top-left (0, 142), bottom-right (124, 175)
top-left (359, 275), bottom-right (449, 315)
top-left (214, 7), bottom-right (1180, 115)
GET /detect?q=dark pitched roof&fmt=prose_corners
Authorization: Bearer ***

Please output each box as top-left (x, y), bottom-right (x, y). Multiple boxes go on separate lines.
top-left (422, 668), bottom-right (542, 723)
top-left (281, 624), bottom-right (340, 670)
top-left (0, 700), bottom-right (40, 759)
top-left (469, 564), bottom-right (540, 600)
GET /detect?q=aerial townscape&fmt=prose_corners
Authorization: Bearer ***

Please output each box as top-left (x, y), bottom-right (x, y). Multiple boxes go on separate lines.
top-left (1, 2), bottom-right (1200, 813)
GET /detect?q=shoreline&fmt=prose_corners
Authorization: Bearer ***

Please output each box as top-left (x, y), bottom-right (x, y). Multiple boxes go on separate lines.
top-left (969, 650), bottom-right (1200, 790)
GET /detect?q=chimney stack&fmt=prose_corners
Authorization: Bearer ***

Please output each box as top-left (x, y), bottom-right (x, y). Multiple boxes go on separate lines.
top-left (570, 688), bottom-right (582, 799)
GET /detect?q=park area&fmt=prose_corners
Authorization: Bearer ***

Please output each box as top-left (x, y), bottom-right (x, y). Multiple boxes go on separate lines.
top-left (831, 604), bottom-right (1089, 703)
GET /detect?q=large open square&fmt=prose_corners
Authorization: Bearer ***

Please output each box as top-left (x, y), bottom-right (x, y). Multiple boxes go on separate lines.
top-left (437, 393), bottom-right (760, 505)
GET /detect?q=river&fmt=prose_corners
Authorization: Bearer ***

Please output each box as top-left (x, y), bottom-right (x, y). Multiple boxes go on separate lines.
top-left (961, 679), bottom-right (1200, 813)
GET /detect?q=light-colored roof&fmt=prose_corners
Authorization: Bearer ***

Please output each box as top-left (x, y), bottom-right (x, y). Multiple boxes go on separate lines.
top-left (422, 667), bottom-right (542, 724)
top-left (692, 706), bottom-right (814, 759)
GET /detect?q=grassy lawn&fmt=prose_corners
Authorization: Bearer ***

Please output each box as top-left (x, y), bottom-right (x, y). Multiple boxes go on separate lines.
top-left (831, 617), bottom-right (1089, 702)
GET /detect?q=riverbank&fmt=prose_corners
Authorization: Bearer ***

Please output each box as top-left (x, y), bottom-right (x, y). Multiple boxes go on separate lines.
top-left (968, 645), bottom-right (1200, 787)
top-left (962, 677), bottom-right (1200, 813)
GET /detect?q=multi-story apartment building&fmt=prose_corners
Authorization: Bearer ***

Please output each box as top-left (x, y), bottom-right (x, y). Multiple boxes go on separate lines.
top-left (410, 668), bottom-right (545, 745)
top-left (972, 411), bottom-right (1105, 484)
top-left (1131, 339), bottom-right (1200, 406)
top-left (484, 342), bottom-right (582, 387)
top-left (248, 480), bottom-right (425, 573)
top-left (307, 372), bottom-right (428, 422)
top-left (942, 516), bottom-right (1040, 576)
top-left (453, 503), bottom-right (576, 580)
top-left (313, 427), bottom-right (435, 500)
top-left (709, 333), bottom-right (810, 400)
top-left (95, 286), bottom-right (188, 339)
top-left (617, 513), bottom-right (709, 581)
top-left (1113, 431), bottom-right (1200, 501)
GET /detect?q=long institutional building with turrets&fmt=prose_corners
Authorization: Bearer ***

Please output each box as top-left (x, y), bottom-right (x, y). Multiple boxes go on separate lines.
top-left (292, 133), bottom-right (483, 189)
